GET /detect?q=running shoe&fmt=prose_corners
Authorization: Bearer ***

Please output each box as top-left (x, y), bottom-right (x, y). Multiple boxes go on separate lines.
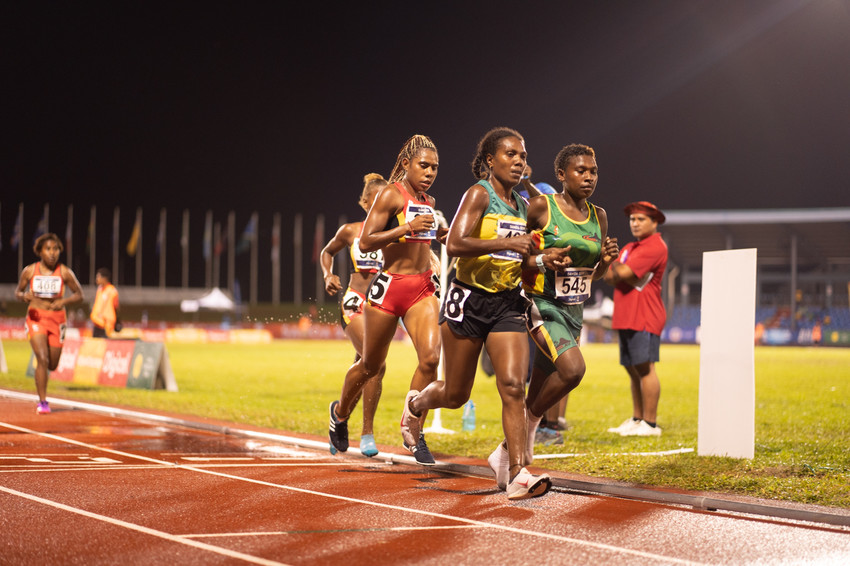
top-left (506, 467), bottom-right (552, 500)
top-left (487, 442), bottom-right (510, 491)
top-left (400, 390), bottom-right (421, 448)
top-left (328, 400), bottom-right (349, 454)
top-left (406, 433), bottom-right (435, 466)
top-left (621, 420), bottom-right (662, 437)
top-left (359, 434), bottom-right (378, 457)
top-left (607, 417), bottom-right (640, 434)
top-left (36, 401), bottom-right (51, 415)
top-left (534, 426), bottom-right (563, 446)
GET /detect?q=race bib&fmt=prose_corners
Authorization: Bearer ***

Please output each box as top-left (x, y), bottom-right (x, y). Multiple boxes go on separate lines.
top-left (554, 268), bottom-right (593, 304)
top-left (352, 238), bottom-right (383, 271)
top-left (443, 282), bottom-right (472, 322)
top-left (367, 272), bottom-right (392, 306)
top-left (405, 203), bottom-right (437, 241)
top-left (489, 219), bottom-right (527, 262)
top-left (341, 288), bottom-right (365, 313)
top-left (32, 275), bottom-right (62, 298)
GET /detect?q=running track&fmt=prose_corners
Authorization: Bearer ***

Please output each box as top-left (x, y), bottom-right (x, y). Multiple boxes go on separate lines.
top-left (1, 392), bottom-right (848, 565)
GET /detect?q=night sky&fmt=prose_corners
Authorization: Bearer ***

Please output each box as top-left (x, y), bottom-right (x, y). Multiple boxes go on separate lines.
top-left (3, 0), bottom-right (849, 296)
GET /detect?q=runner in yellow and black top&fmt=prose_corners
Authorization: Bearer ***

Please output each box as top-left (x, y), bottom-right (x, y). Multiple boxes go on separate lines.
top-left (517, 143), bottom-right (619, 466)
top-left (405, 127), bottom-right (569, 500)
top-left (320, 173), bottom-right (388, 457)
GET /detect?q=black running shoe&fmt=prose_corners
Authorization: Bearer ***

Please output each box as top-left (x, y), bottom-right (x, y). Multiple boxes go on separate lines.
top-left (405, 433), bottom-right (435, 466)
top-left (328, 400), bottom-right (349, 454)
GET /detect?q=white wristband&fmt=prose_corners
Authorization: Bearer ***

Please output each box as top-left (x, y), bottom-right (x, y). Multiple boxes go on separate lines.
top-left (535, 254), bottom-right (546, 272)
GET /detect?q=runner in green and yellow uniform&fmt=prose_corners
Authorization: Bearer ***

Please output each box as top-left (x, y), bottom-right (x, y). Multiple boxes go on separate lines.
top-left (522, 143), bottom-right (619, 465)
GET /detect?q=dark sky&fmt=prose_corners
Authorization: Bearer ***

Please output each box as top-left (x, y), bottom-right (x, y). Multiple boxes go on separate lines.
top-left (3, 0), bottom-right (849, 293)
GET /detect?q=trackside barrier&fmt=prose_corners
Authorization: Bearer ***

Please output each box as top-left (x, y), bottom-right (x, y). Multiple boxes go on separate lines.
top-left (27, 338), bottom-right (178, 391)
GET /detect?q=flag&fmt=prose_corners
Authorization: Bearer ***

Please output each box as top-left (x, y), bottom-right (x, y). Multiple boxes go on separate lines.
top-left (237, 215), bottom-right (256, 255)
top-left (270, 216), bottom-right (280, 262)
top-left (203, 212), bottom-right (212, 260)
top-left (156, 209), bottom-right (166, 256)
top-left (10, 206), bottom-right (22, 251)
top-left (214, 222), bottom-right (224, 257)
top-left (126, 215), bottom-right (141, 256)
top-left (180, 210), bottom-right (189, 251)
top-left (65, 205), bottom-right (73, 253)
top-left (86, 207), bottom-right (96, 255)
top-left (33, 207), bottom-right (47, 244)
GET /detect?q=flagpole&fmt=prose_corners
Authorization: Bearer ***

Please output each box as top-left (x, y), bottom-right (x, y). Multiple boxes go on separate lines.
top-left (227, 211), bottom-right (235, 293)
top-left (88, 206), bottom-right (96, 285)
top-left (112, 207), bottom-right (120, 285)
top-left (44, 203), bottom-right (50, 233)
top-left (314, 213), bottom-right (325, 304)
top-left (181, 209), bottom-right (189, 289)
top-left (293, 214), bottom-right (302, 305)
top-left (158, 208), bottom-right (167, 288)
top-left (213, 221), bottom-right (221, 287)
top-left (65, 204), bottom-right (73, 271)
top-left (16, 203), bottom-right (24, 275)
top-left (337, 214), bottom-right (348, 295)
top-left (135, 207), bottom-right (142, 288)
top-left (250, 211), bottom-right (258, 306)
top-left (272, 213), bottom-right (281, 305)
top-left (203, 210), bottom-right (212, 288)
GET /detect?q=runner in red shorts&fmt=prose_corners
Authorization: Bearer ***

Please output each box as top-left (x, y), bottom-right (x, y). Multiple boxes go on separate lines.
top-left (328, 134), bottom-right (446, 465)
top-left (15, 233), bottom-right (84, 414)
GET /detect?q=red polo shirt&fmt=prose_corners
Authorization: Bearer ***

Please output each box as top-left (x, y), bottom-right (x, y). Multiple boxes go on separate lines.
top-left (611, 231), bottom-right (668, 335)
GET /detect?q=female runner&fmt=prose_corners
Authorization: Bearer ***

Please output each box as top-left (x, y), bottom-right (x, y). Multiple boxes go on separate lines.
top-left (403, 127), bottom-right (568, 499)
top-left (490, 143), bottom-right (619, 477)
top-left (320, 173), bottom-right (388, 457)
top-left (328, 135), bottom-right (444, 465)
top-left (15, 233), bottom-right (84, 414)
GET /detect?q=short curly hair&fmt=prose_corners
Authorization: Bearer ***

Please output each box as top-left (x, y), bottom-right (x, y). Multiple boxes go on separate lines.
top-left (554, 143), bottom-right (595, 176)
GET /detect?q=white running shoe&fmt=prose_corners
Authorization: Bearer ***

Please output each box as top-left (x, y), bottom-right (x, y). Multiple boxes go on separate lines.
top-left (400, 390), bottom-right (421, 448)
top-left (621, 420), bottom-right (662, 437)
top-left (608, 417), bottom-right (639, 434)
top-left (487, 442), bottom-right (510, 491)
top-left (506, 467), bottom-right (552, 500)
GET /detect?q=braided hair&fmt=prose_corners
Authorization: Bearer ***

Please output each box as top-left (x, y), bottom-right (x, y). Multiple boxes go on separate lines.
top-left (359, 173), bottom-right (387, 211)
top-left (470, 127), bottom-right (524, 180)
top-left (388, 135), bottom-right (438, 183)
top-left (554, 143), bottom-right (595, 176)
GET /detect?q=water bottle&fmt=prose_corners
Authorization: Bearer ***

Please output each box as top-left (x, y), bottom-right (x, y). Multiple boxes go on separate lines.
top-left (461, 400), bottom-right (476, 431)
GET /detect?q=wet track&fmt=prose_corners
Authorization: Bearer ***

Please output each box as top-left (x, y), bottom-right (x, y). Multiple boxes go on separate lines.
top-left (1, 391), bottom-right (848, 565)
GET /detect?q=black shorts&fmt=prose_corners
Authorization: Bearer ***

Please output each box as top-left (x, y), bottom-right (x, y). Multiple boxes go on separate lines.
top-left (439, 279), bottom-right (528, 339)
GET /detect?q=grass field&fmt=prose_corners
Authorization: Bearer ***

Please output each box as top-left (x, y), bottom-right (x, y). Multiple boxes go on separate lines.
top-left (1, 338), bottom-right (848, 509)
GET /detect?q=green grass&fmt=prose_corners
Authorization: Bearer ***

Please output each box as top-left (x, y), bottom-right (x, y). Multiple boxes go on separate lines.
top-left (1, 339), bottom-right (848, 509)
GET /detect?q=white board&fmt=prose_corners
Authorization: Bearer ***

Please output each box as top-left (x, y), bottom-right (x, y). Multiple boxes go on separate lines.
top-left (698, 248), bottom-right (757, 459)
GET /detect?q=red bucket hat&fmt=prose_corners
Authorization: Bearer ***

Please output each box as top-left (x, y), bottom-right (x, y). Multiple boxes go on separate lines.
top-left (623, 201), bottom-right (665, 224)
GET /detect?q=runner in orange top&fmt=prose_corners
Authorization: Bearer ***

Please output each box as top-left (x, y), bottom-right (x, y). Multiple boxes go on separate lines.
top-left (15, 233), bottom-right (84, 414)
top-left (90, 267), bottom-right (120, 337)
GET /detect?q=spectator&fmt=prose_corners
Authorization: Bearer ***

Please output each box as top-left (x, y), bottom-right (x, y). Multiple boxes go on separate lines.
top-left (604, 201), bottom-right (668, 437)
top-left (90, 268), bottom-right (120, 338)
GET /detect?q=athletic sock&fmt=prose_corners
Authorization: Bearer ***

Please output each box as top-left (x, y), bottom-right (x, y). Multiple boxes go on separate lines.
top-left (645, 421), bottom-right (657, 428)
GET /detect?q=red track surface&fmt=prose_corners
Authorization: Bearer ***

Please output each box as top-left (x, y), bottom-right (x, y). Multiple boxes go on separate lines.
top-left (1, 394), bottom-right (848, 565)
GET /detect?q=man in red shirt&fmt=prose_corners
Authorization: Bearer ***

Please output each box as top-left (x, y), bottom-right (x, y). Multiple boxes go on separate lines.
top-left (603, 201), bottom-right (668, 437)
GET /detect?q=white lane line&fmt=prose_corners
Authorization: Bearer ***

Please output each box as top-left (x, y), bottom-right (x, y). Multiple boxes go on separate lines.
top-left (0, 485), bottom-right (289, 566)
top-left (535, 447), bottom-right (695, 459)
top-left (0, 420), bottom-right (704, 565)
top-left (184, 525), bottom-right (485, 539)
